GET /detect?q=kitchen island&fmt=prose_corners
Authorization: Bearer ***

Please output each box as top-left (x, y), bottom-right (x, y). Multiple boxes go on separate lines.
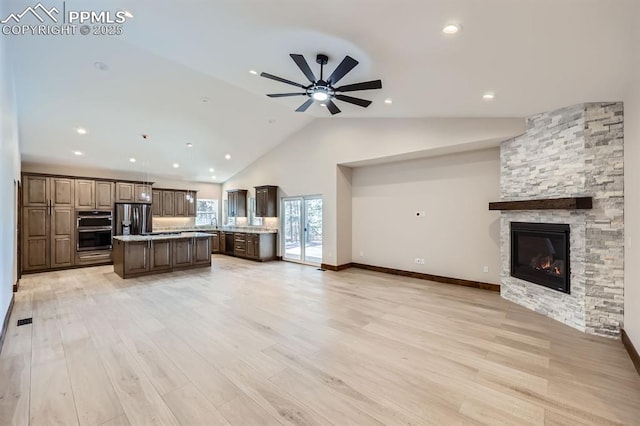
top-left (112, 232), bottom-right (211, 278)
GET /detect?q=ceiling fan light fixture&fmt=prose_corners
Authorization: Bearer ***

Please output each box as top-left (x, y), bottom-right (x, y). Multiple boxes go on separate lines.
top-left (312, 91), bottom-right (329, 101)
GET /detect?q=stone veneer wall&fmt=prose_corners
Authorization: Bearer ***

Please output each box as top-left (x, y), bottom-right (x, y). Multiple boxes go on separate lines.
top-left (500, 102), bottom-right (624, 337)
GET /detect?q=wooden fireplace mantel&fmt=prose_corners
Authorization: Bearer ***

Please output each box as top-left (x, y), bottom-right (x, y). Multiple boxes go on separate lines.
top-left (488, 197), bottom-right (593, 211)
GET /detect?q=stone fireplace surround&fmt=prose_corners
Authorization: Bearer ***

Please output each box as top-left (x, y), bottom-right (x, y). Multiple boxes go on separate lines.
top-left (499, 102), bottom-right (624, 337)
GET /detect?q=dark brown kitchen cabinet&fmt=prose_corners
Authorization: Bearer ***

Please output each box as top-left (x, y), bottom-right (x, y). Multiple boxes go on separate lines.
top-left (51, 178), bottom-right (74, 207)
top-left (50, 207), bottom-right (74, 268)
top-left (75, 180), bottom-right (95, 209)
top-left (24, 175), bottom-right (74, 207)
top-left (24, 175), bottom-right (49, 206)
top-left (193, 237), bottom-right (211, 265)
top-left (173, 238), bottom-right (193, 267)
top-left (135, 184), bottom-right (152, 204)
top-left (151, 189), bottom-right (162, 216)
top-left (162, 191), bottom-right (175, 216)
top-left (227, 189), bottom-right (247, 217)
top-left (115, 182), bottom-right (135, 203)
top-left (206, 231), bottom-right (220, 253)
top-left (22, 175), bottom-right (75, 272)
top-left (174, 191), bottom-right (187, 216)
top-left (123, 241), bottom-right (150, 275)
top-left (151, 240), bottom-right (172, 272)
top-left (246, 234), bottom-right (257, 258)
top-left (255, 186), bottom-right (278, 217)
top-left (22, 207), bottom-right (50, 271)
top-left (95, 181), bottom-right (115, 210)
top-left (187, 191), bottom-right (197, 216)
top-left (220, 231), bottom-right (226, 254)
top-left (233, 233), bottom-right (246, 257)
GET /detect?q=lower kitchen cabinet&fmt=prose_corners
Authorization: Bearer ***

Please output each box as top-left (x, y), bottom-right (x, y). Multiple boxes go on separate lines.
top-left (173, 238), bottom-right (193, 267)
top-left (213, 231), bottom-right (276, 262)
top-left (210, 232), bottom-right (220, 253)
top-left (194, 237), bottom-right (211, 265)
top-left (151, 240), bottom-right (172, 272)
top-left (113, 235), bottom-right (211, 278)
top-left (22, 205), bottom-right (75, 272)
top-left (123, 241), bottom-right (150, 275)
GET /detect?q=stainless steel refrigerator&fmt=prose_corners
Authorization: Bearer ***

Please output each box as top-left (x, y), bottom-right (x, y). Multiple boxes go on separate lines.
top-left (115, 203), bottom-right (152, 235)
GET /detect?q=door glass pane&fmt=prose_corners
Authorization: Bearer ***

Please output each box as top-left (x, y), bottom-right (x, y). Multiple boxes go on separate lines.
top-left (283, 199), bottom-right (302, 261)
top-left (304, 198), bottom-right (323, 264)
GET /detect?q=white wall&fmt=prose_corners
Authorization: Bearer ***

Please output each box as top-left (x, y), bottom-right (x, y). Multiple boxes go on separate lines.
top-left (224, 117), bottom-right (524, 266)
top-left (0, 13), bottom-right (21, 323)
top-left (624, 2), bottom-right (640, 348)
top-left (351, 148), bottom-right (501, 284)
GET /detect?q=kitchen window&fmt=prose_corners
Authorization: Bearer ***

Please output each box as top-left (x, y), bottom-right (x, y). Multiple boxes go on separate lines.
top-left (195, 199), bottom-right (219, 226)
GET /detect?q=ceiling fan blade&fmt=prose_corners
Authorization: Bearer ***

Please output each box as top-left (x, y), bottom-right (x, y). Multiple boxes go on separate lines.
top-left (290, 54), bottom-right (317, 83)
top-left (296, 98), bottom-right (315, 112)
top-left (335, 94), bottom-right (372, 108)
top-left (327, 55), bottom-right (359, 85)
top-left (260, 72), bottom-right (307, 89)
top-left (267, 93), bottom-right (307, 98)
top-left (325, 100), bottom-right (341, 115)
top-left (335, 80), bottom-right (383, 93)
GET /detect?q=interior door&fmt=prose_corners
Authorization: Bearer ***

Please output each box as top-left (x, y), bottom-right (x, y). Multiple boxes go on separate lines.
top-left (282, 196), bottom-right (323, 265)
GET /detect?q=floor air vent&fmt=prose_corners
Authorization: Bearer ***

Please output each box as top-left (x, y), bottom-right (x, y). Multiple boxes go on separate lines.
top-left (17, 318), bottom-right (32, 326)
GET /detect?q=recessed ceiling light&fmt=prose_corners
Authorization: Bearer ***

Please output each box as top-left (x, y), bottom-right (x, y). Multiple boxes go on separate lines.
top-left (129, 158), bottom-right (136, 163)
top-left (123, 10), bottom-right (133, 18)
top-left (186, 142), bottom-right (193, 148)
top-left (483, 92), bottom-right (495, 100)
top-left (173, 163), bottom-right (180, 168)
top-left (93, 61), bottom-right (109, 71)
top-left (442, 24), bottom-right (461, 35)
top-left (384, 98), bottom-right (393, 104)
top-left (211, 176), bottom-right (217, 180)
top-left (249, 70), bottom-right (258, 75)
top-left (209, 168), bottom-right (215, 172)
top-left (76, 127), bottom-right (87, 135)
top-left (225, 154), bottom-right (231, 160)
top-left (73, 151), bottom-right (83, 156)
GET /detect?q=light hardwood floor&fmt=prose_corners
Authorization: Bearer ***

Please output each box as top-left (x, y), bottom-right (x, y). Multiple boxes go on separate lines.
top-left (1, 255), bottom-right (639, 425)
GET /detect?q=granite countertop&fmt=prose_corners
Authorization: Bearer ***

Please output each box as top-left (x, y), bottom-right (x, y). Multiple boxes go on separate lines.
top-left (113, 232), bottom-right (213, 242)
top-left (151, 227), bottom-right (278, 234)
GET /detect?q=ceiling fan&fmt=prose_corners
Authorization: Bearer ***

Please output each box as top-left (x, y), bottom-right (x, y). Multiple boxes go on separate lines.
top-left (261, 54), bottom-right (382, 115)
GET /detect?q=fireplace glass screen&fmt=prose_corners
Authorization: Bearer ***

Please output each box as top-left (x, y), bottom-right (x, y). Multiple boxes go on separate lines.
top-left (510, 222), bottom-right (570, 293)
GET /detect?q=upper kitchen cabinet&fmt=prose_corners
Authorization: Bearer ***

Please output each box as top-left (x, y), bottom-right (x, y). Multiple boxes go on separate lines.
top-left (135, 184), bottom-right (152, 204)
top-left (162, 191), bottom-right (175, 216)
top-left (115, 182), bottom-right (135, 203)
top-left (255, 185), bottom-right (278, 217)
top-left (23, 175), bottom-right (74, 207)
top-left (75, 179), bottom-right (115, 210)
top-left (151, 189), bottom-right (162, 216)
top-left (227, 189), bottom-right (247, 217)
top-left (95, 181), bottom-right (115, 210)
top-left (187, 191), bottom-right (197, 216)
top-left (75, 179), bottom-right (95, 209)
top-left (174, 191), bottom-right (187, 216)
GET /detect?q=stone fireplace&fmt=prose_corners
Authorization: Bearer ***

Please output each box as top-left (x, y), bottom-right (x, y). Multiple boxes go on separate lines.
top-left (498, 102), bottom-right (624, 337)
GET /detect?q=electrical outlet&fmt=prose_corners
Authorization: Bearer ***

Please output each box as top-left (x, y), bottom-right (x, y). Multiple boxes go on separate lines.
top-left (415, 211), bottom-right (426, 217)
top-left (483, 266), bottom-right (489, 273)
top-left (419, 258), bottom-right (425, 265)
top-left (414, 258), bottom-right (420, 264)
top-left (359, 251), bottom-right (364, 257)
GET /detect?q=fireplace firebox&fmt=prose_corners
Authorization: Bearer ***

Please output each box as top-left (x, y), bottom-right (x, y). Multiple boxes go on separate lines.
top-left (510, 222), bottom-right (570, 293)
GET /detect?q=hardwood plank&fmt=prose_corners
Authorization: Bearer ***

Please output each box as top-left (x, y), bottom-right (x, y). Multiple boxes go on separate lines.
top-left (30, 358), bottom-right (79, 426)
top-left (0, 354), bottom-right (30, 425)
top-left (98, 343), bottom-right (180, 425)
top-left (65, 338), bottom-right (124, 426)
top-left (162, 384), bottom-right (231, 425)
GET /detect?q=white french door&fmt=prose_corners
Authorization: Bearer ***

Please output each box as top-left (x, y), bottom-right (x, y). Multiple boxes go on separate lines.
top-left (282, 196), bottom-right (323, 265)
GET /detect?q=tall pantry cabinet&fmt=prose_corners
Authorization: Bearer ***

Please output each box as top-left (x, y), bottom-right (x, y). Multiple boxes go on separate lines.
top-left (22, 175), bottom-right (75, 271)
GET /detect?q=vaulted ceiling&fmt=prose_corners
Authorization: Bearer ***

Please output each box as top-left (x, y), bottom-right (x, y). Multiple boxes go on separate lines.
top-left (7, 0), bottom-right (635, 182)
